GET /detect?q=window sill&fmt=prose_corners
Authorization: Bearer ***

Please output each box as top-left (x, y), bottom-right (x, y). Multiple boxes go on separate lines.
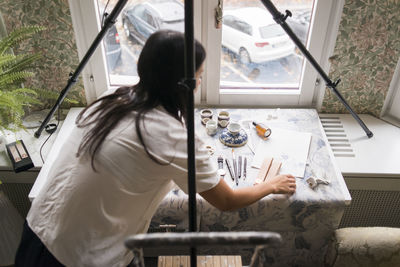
top-left (319, 113), bottom-right (400, 178)
top-left (28, 108), bottom-right (84, 201)
top-left (0, 119), bottom-right (64, 173)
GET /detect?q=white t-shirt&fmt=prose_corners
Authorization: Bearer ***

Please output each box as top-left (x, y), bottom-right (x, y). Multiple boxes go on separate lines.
top-left (27, 107), bottom-right (220, 267)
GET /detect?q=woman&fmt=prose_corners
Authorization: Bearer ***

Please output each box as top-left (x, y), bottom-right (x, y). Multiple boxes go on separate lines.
top-left (15, 30), bottom-right (296, 267)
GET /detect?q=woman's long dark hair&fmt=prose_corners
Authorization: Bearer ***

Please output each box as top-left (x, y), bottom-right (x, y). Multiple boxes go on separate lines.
top-left (76, 30), bottom-right (206, 170)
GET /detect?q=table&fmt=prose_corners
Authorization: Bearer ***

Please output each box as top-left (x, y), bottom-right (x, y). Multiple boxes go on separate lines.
top-left (149, 108), bottom-right (351, 266)
top-left (28, 108), bottom-right (350, 266)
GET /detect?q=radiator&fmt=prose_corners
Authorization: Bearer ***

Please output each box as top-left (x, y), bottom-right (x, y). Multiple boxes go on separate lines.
top-left (340, 189), bottom-right (400, 227)
top-left (0, 183), bottom-right (33, 219)
top-left (0, 170), bottom-right (38, 218)
top-left (320, 114), bottom-right (400, 228)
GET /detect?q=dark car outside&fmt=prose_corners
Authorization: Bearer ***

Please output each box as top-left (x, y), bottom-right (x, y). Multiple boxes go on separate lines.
top-left (104, 24), bottom-right (122, 72)
top-left (122, 0), bottom-right (184, 45)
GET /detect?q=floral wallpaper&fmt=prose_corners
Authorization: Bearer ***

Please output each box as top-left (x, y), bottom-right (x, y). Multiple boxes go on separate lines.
top-left (1, 0), bottom-right (399, 115)
top-left (321, 0), bottom-right (400, 116)
top-left (0, 0), bottom-right (85, 108)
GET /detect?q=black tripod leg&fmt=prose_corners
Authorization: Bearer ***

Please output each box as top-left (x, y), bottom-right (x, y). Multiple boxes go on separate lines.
top-left (35, 0), bottom-right (129, 138)
top-left (260, 0), bottom-right (373, 138)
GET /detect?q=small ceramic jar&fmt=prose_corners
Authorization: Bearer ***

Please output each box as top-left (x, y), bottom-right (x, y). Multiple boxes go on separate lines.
top-left (200, 109), bottom-right (213, 119)
top-left (201, 117), bottom-right (211, 125)
top-left (218, 110), bottom-right (230, 128)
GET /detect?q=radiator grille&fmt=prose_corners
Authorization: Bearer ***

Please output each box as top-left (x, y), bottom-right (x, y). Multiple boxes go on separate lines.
top-left (340, 189), bottom-right (400, 228)
top-left (319, 116), bottom-right (355, 158)
top-left (0, 183), bottom-right (33, 218)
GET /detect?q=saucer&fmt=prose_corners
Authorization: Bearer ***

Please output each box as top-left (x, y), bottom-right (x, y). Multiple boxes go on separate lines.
top-left (219, 128), bottom-right (248, 147)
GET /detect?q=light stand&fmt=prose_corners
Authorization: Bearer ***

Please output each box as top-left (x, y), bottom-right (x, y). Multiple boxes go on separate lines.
top-left (182, 1), bottom-right (198, 266)
top-left (260, 0), bottom-right (373, 138)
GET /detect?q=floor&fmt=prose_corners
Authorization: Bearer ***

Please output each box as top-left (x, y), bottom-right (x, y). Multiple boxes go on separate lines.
top-left (144, 257), bottom-right (158, 267)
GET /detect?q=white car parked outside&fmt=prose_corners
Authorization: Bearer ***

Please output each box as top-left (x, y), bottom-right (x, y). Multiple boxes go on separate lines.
top-left (222, 7), bottom-right (295, 64)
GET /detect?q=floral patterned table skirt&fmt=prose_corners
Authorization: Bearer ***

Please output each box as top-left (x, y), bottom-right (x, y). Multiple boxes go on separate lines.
top-left (149, 109), bottom-right (350, 266)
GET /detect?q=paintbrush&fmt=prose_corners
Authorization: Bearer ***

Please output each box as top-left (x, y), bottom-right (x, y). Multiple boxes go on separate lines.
top-left (243, 157), bottom-right (247, 180)
top-left (232, 148), bottom-right (238, 186)
top-left (238, 155), bottom-right (242, 179)
top-left (225, 158), bottom-right (235, 182)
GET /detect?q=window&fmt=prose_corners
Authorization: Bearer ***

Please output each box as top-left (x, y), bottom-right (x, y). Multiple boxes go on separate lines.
top-left (204, 0), bottom-right (345, 106)
top-left (68, 0), bottom-right (344, 107)
top-left (381, 58), bottom-right (400, 127)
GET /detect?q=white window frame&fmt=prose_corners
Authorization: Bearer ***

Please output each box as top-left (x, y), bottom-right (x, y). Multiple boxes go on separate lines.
top-left (381, 57), bottom-right (400, 127)
top-left (203, 0), bottom-right (345, 107)
top-left (68, 0), bottom-right (109, 104)
top-left (68, 0), bottom-right (202, 103)
top-left (68, 0), bottom-right (344, 107)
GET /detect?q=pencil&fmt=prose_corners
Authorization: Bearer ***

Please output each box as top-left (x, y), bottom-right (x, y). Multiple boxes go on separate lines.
top-left (243, 157), bottom-right (247, 180)
top-left (232, 149), bottom-right (238, 185)
top-left (225, 158), bottom-right (235, 182)
top-left (238, 155), bottom-right (242, 179)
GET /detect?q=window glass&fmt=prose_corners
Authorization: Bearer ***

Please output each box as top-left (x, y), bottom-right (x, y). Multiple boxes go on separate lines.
top-left (230, 19), bottom-right (241, 31)
top-left (144, 11), bottom-right (156, 27)
top-left (133, 5), bottom-right (145, 19)
top-left (156, 2), bottom-right (184, 22)
top-left (236, 21), bottom-right (252, 36)
top-left (223, 15), bottom-right (235, 27)
top-left (97, 0), bottom-right (184, 82)
top-left (259, 24), bottom-right (286, 39)
top-left (220, 0), bottom-right (313, 89)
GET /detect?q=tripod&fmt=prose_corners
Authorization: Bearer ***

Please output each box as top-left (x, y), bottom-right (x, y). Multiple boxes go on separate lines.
top-left (260, 0), bottom-right (373, 138)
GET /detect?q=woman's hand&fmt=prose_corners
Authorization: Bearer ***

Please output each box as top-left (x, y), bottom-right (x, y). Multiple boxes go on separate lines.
top-left (268, 174), bottom-right (296, 194)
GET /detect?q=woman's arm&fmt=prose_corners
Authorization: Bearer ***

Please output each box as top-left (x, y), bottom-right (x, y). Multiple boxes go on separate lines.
top-left (199, 174), bottom-right (296, 211)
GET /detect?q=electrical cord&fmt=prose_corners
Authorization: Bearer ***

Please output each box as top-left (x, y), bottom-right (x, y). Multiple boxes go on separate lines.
top-left (39, 108), bottom-right (61, 164)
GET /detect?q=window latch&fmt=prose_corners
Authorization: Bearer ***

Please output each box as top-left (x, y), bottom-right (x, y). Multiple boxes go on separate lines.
top-left (215, 0), bottom-right (223, 29)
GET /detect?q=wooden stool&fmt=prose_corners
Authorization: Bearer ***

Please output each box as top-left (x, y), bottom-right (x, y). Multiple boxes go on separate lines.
top-left (158, 255), bottom-right (242, 267)
top-left (125, 232), bottom-right (281, 267)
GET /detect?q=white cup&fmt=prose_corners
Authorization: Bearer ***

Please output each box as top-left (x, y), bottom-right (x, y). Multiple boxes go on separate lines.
top-left (206, 120), bottom-right (218, 136)
top-left (227, 121), bottom-right (241, 136)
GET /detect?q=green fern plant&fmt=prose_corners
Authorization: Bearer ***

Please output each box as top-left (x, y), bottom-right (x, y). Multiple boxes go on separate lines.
top-left (0, 25), bottom-right (46, 131)
top-left (1, 25), bottom-right (80, 133)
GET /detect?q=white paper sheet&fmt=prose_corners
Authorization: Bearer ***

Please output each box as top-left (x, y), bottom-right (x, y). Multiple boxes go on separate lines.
top-left (251, 128), bottom-right (312, 178)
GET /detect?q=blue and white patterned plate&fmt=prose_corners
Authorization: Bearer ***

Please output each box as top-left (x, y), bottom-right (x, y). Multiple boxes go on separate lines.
top-left (219, 128), bottom-right (248, 147)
